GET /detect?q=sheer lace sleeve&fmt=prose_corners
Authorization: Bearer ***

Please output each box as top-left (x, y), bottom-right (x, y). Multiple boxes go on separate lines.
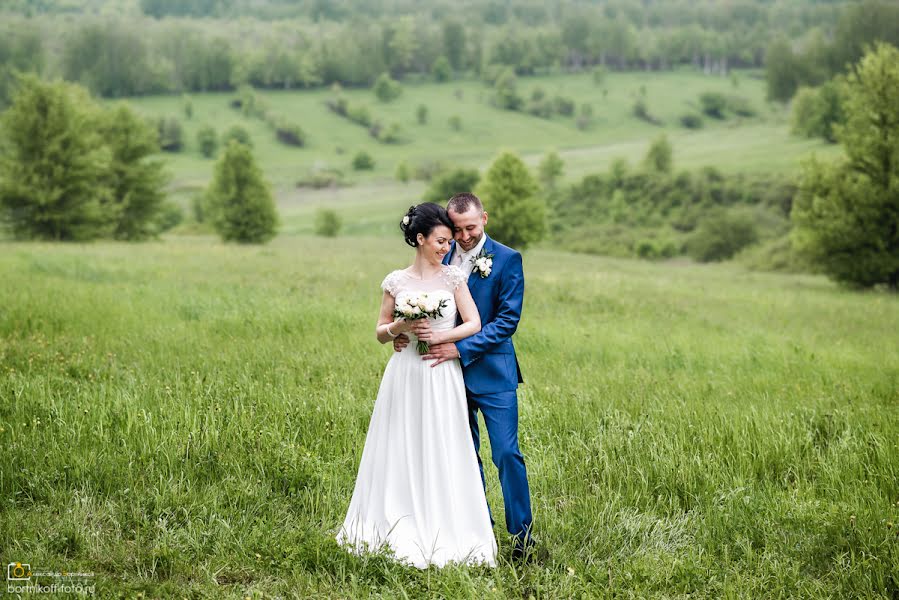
top-left (442, 265), bottom-right (469, 291)
top-left (381, 270), bottom-right (404, 297)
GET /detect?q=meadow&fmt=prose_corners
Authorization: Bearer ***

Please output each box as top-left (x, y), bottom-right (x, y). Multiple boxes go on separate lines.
top-left (1, 236), bottom-right (897, 598)
top-left (127, 70), bottom-right (840, 197)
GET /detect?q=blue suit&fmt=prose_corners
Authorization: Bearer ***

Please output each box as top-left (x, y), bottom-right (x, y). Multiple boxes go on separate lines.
top-left (444, 235), bottom-right (533, 544)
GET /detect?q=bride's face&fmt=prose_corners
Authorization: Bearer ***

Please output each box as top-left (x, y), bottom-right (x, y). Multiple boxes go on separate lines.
top-left (417, 225), bottom-right (453, 264)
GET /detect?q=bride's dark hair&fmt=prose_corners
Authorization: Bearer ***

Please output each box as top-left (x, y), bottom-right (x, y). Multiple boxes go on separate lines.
top-left (400, 202), bottom-right (455, 248)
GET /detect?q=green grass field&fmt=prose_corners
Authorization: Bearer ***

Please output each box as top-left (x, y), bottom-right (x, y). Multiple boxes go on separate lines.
top-left (128, 69), bottom-right (841, 196)
top-left (2, 236), bottom-right (897, 598)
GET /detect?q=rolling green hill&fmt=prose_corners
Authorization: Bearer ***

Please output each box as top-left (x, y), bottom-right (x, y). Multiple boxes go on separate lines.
top-left (128, 69), bottom-right (839, 198)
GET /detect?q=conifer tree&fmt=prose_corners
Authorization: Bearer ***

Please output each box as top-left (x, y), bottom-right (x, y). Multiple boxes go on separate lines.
top-left (206, 140), bottom-right (279, 244)
top-left (97, 104), bottom-right (168, 240)
top-left (792, 43), bottom-right (899, 289)
top-left (476, 152), bottom-right (545, 250)
top-left (0, 75), bottom-right (112, 240)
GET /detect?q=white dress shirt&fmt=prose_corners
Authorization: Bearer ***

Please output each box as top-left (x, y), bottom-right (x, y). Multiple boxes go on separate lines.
top-left (450, 234), bottom-right (487, 274)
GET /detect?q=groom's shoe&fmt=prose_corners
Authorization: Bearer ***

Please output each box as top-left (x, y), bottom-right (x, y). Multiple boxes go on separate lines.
top-left (510, 536), bottom-right (540, 564)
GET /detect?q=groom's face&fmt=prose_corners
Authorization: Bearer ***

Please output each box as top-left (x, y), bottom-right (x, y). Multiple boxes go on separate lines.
top-left (448, 207), bottom-right (487, 253)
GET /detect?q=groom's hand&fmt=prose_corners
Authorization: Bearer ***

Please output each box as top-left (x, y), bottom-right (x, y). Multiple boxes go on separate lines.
top-left (422, 342), bottom-right (460, 366)
top-left (393, 333), bottom-right (409, 352)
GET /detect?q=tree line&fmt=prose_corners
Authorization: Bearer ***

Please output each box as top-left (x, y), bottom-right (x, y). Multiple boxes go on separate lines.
top-left (2, 1), bottom-right (893, 102)
top-left (765, 0), bottom-right (899, 102)
top-left (3, 0), bottom-right (851, 28)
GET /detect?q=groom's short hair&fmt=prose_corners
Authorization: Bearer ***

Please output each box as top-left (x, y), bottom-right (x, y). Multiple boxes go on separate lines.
top-left (447, 192), bottom-right (483, 214)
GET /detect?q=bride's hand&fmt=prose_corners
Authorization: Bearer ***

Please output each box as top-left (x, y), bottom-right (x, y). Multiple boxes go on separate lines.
top-left (411, 321), bottom-right (442, 344)
top-left (410, 319), bottom-right (432, 337)
top-left (391, 318), bottom-right (414, 334)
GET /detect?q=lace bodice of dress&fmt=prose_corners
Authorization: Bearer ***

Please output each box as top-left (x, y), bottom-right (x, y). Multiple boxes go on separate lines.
top-left (381, 265), bottom-right (469, 332)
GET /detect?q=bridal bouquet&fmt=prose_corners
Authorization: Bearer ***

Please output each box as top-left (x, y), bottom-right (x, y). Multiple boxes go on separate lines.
top-left (394, 293), bottom-right (449, 354)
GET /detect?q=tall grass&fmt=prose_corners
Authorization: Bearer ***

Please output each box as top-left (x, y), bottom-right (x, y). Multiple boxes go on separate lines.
top-left (1, 237), bottom-right (897, 597)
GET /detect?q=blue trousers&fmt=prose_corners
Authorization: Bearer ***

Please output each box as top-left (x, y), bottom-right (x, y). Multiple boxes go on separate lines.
top-left (466, 388), bottom-right (533, 543)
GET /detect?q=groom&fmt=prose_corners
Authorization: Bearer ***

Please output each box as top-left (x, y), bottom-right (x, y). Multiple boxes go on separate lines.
top-left (394, 192), bottom-right (535, 560)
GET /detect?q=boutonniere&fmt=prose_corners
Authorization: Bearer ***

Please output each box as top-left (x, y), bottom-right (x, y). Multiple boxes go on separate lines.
top-left (470, 248), bottom-right (495, 278)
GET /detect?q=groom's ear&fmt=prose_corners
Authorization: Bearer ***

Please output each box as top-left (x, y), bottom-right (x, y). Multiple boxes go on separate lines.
top-left (482, 211), bottom-right (488, 226)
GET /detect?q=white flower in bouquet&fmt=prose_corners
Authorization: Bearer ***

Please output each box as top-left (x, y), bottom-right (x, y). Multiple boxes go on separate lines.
top-left (393, 293), bottom-right (450, 354)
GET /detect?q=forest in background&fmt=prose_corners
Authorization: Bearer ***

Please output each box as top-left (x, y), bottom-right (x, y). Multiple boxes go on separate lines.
top-left (2, 0), bottom-right (897, 101)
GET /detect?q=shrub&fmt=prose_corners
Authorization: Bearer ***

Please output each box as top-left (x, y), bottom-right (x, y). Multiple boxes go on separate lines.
top-left (727, 95), bottom-right (756, 117)
top-left (680, 114), bottom-right (703, 129)
top-left (423, 167), bottom-right (481, 203)
top-left (792, 81), bottom-right (844, 143)
top-left (395, 161), bottom-right (410, 183)
top-left (191, 193), bottom-right (207, 223)
top-left (538, 151), bottom-right (564, 189)
top-left (633, 99), bottom-right (661, 125)
top-left (327, 95), bottom-right (348, 116)
top-left (414, 160), bottom-right (448, 181)
top-left (157, 117), bottom-right (183, 152)
top-left (314, 208), bottom-right (341, 237)
top-left (297, 164), bottom-right (345, 189)
top-left (222, 125), bottom-right (252, 148)
top-left (526, 99), bottom-right (553, 118)
top-left (700, 92), bottom-right (727, 119)
top-left (373, 72), bottom-right (402, 102)
top-left (197, 125), bottom-right (218, 158)
top-left (686, 210), bottom-right (759, 262)
top-left (432, 56), bottom-right (452, 82)
top-left (236, 84), bottom-right (259, 117)
top-left (576, 103), bottom-right (593, 130)
top-left (493, 68), bottom-right (523, 111)
top-left (378, 122), bottom-right (402, 144)
top-left (346, 104), bottom-right (372, 127)
top-left (737, 235), bottom-right (809, 273)
top-left (636, 240), bottom-right (657, 259)
top-left (352, 151), bottom-right (375, 170)
top-left (643, 134), bottom-right (672, 174)
top-left (448, 115), bottom-right (462, 131)
top-left (416, 104), bottom-right (428, 125)
top-left (658, 240), bottom-right (679, 258)
top-left (554, 96), bottom-right (575, 116)
top-left (275, 121), bottom-right (305, 147)
top-left (156, 200), bottom-right (184, 232)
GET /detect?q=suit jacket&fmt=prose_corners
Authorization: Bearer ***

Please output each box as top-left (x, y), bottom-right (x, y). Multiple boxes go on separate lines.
top-left (443, 235), bottom-right (524, 394)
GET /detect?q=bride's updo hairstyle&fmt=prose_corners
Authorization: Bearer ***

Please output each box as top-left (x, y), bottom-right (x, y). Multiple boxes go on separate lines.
top-left (400, 202), bottom-right (454, 248)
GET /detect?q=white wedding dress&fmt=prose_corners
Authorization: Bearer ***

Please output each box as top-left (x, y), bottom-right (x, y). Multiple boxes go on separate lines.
top-left (336, 265), bottom-right (497, 569)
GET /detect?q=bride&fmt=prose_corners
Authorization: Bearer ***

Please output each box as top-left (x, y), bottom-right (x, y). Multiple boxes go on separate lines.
top-left (336, 202), bottom-right (497, 568)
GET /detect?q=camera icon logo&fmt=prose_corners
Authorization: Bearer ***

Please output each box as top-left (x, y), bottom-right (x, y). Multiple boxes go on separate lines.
top-left (7, 562), bottom-right (31, 581)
